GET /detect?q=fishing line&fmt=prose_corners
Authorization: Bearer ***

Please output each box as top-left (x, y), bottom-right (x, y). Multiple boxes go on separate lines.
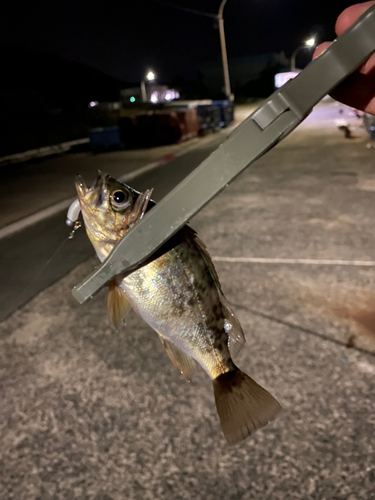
top-left (16, 221), bottom-right (82, 304)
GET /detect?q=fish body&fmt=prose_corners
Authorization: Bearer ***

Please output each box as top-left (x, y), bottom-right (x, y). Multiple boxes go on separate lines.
top-left (76, 172), bottom-right (281, 444)
top-left (121, 229), bottom-right (235, 380)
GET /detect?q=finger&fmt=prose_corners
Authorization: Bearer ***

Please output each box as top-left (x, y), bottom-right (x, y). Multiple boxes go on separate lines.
top-left (335, 1), bottom-right (375, 35)
top-left (330, 68), bottom-right (375, 114)
top-left (313, 42), bottom-right (375, 113)
top-left (360, 53), bottom-right (375, 75)
top-left (314, 5), bottom-right (375, 76)
top-left (313, 42), bottom-right (331, 59)
top-left (314, 46), bottom-right (375, 76)
top-left (311, 2), bottom-right (375, 114)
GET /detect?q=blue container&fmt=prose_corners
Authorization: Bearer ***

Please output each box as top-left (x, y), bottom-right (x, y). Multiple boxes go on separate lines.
top-left (89, 127), bottom-right (122, 151)
top-left (197, 105), bottom-right (221, 134)
top-left (212, 100), bottom-right (235, 127)
top-left (364, 113), bottom-right (375, 142)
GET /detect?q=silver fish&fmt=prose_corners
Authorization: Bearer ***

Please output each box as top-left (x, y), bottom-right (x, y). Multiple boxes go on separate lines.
top-left (76, 171), bottom-right (281, 445)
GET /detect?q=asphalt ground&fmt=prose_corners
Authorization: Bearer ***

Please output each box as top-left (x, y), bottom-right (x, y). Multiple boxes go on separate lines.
top-left (1, 102), bottom-right (375, 499)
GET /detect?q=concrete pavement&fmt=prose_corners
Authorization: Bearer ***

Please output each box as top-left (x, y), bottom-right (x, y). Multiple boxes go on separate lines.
top-left (0, 101), bottom-right (375, 499)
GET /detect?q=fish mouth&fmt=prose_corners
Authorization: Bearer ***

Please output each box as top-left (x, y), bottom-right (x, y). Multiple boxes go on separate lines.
top-left (75, 171), bottom-right (106, 199)
top-left (75, 174), bottom-right (88, 199)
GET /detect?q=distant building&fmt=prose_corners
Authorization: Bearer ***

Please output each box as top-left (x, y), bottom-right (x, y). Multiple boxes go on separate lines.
top-left (120, 86), bottom-right (142, 104)
top-left (120, 84), bottom-right (179, 104)
top-left (274, 71), bottom-right (299, 89)
top-left (148, 85), bottom-right (180, 104)
top-left (200, 52), bottom-right (289, 97)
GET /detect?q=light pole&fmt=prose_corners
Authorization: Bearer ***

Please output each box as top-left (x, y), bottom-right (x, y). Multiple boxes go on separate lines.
top-left (291, 38), bottom-right (316, 72)
top-left (141, 70), bottom-right (156, 103)
top-left (217, 0), bottom-right (232, 100)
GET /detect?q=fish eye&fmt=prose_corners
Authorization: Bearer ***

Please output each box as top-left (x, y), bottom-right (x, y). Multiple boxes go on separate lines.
top-left (110, 189), bottom-right (131, 210)
top-left (113, 191), bottom-right (126, 203)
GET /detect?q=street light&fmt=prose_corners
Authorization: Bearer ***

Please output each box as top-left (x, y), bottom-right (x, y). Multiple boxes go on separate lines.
top-left (305, 38), bottom-right (315, 48)
top-left (291, 37), bottom-right (316, 72)
top-left (217, 0), bottom-right (232, 101)
top-left (141, 70), bottom-right (156, 103)
top-left (146, 71), bottom-right (155, 81)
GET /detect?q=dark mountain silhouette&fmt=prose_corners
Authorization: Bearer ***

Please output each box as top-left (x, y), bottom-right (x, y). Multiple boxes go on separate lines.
top-left (0, 44), bottom-right (132, 156)
top-left (0, 44), bottom-right (128, 110)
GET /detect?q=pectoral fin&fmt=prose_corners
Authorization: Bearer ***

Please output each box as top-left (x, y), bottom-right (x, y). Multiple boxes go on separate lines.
top-left (159, 335), bottom-right (196, 382)
top-left (107, 282), bottom-right (132, 329)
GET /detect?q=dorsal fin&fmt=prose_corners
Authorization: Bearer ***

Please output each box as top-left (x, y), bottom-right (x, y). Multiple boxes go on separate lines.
top-left (159, 335), bottom-right (196, 382)
top-left (107, 281), bottom-right (132, 329)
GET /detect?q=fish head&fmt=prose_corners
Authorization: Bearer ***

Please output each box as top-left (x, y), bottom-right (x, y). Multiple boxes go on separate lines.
top-left (76, 171), bottom-right (153, 261)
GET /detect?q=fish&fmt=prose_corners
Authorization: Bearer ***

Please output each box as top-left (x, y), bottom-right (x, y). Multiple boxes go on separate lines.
top-left (76, 171), bottom-right (281, 445)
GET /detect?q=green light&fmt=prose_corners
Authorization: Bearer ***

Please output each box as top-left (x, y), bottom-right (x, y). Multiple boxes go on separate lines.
top-left (130, 96), bottom-right (136, 103)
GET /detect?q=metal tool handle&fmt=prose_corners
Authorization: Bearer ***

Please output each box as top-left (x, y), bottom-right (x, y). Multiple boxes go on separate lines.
top-left (72, 4), bottom-right (375, 304)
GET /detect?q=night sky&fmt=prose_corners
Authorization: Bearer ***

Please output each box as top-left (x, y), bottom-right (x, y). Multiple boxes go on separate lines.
top-left (0, 0), bottom-right (360, 82)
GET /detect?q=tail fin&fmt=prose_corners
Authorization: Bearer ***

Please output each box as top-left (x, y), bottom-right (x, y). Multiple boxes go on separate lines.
top-left (213, 368), bottom-right (281, 445)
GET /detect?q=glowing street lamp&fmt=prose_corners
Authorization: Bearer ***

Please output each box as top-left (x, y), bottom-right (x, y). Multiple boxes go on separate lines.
top-left (291, 37), bottom-right (316, 71)
top-left (305, 38), bottom-right (316, 48)
top-left (141, 69), bottom-right (156, 103)
top-left (146, 71), bottom-right (155, 81)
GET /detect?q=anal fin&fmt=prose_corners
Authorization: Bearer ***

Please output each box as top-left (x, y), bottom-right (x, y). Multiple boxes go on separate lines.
top-left (159, 335), bottom-right (196, 382)
top-left (107, 281), bottom-right (132, 329)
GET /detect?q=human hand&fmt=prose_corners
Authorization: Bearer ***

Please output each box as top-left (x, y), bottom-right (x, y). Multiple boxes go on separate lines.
top-left (313, 1), bottom-right (375, 114)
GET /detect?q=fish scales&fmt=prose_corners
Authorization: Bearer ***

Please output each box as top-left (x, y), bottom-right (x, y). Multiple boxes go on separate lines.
top-left (121, 233), bottom-right (233, 380)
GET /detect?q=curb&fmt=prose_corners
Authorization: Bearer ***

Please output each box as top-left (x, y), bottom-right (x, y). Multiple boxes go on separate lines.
top-left (0, 138), bottom-right (90, 167)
